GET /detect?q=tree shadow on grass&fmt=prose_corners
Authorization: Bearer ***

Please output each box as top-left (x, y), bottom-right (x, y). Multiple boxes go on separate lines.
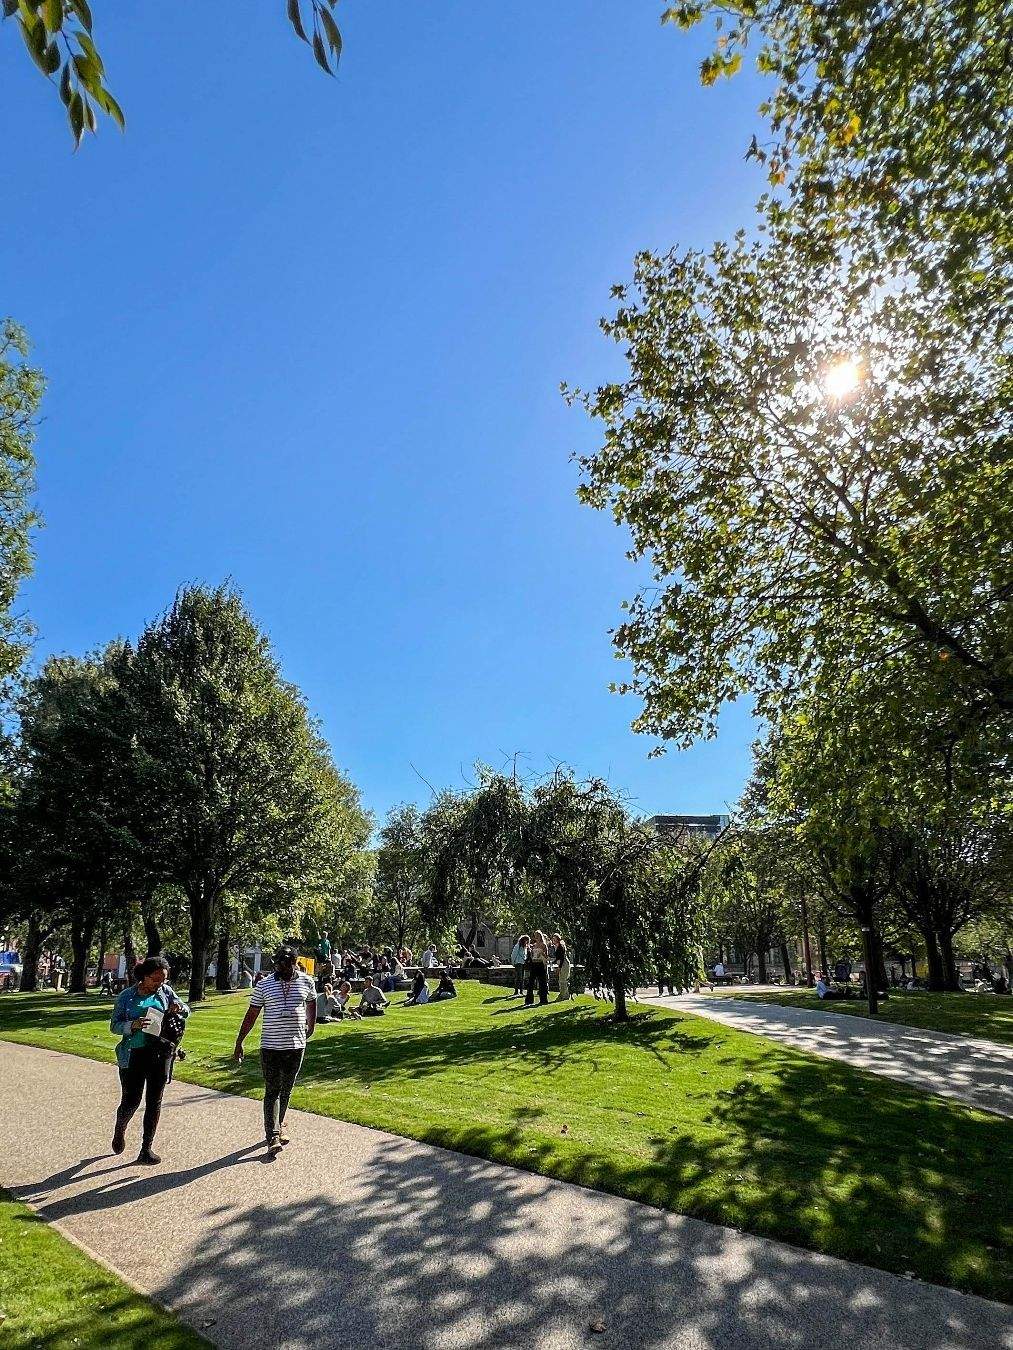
top-left (147, 1129), bottom-right (1013, 1349)
top-left (295, 1005), bottom-right (717, 1091)
top-left (642, 1056), bottom-right (1013, 1302)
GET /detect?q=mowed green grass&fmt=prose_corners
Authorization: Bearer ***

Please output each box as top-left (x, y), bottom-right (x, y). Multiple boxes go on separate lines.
top-left (0, 984), bottom-right (1010, 1302)
top-left (706, 987), bottom-right (1013, 1046)
top-left (0, 1188), bottom-right (209, 1349)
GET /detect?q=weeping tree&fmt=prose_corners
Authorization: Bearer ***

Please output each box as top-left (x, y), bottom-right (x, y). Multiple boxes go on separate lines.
top-left (418, 768), bottom-right (706, 1022)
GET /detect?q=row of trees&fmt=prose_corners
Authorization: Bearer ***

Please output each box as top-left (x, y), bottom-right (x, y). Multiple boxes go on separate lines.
top-left (0, 584), bottom-right (371, 1004)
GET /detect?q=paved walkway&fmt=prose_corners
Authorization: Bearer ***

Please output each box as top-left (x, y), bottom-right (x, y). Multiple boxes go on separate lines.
top-left (638, 992), bottom-right (1013, 1118)
top-left (2, 1041), bottom-right (1011, 1349)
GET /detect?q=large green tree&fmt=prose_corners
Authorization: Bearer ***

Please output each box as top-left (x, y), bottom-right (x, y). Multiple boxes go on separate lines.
top-left (125, 583), bottom-right (354, 1003)
top-left (371, 803), bottom-right (427, 953)
top-left (4, 0), bottom-right (343, 145)
top-left (571, 231), bottom-right (1012, 747)
top-left (666, 1), bottom-right (1013, 300)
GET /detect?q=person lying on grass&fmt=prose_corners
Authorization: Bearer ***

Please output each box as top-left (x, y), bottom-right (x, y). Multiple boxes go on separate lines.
top-left (358, 976), bottom-right (389, 1017)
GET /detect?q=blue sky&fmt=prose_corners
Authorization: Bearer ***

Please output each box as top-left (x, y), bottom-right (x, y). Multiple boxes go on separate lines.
top-left (4, 2), bottom-right (767, 826)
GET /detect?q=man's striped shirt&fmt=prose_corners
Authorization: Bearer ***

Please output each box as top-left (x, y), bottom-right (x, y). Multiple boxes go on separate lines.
top-left (250, 972), bottom-right (317, 1050)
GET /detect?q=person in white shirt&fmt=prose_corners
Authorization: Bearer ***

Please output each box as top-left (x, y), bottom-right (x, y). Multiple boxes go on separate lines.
top-left (316, 983), bottom-right (340, 1022)
top-left (420, 947), bottom-right (437, 970)
top-left (233, 946), bottom-right (316, 1155)
top-left (358, 976), bottom-right (389, 1017)
top-left (714, 961), bottom-right (725, 979)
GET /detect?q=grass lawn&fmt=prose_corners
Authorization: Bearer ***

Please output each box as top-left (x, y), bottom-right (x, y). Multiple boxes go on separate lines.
top-left (705, 987), bottom-right (1013, 1047)
top-left (0, 984), bottom-right (1010, 1303)
top-left (0, 1187), bottom-right (209, 1349)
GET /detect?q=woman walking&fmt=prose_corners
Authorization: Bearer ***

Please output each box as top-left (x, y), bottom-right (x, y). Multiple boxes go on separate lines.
top-left (525, 931), bottom-right (550, 1007)
top-left (110, 956), bottom-right (189, 1165)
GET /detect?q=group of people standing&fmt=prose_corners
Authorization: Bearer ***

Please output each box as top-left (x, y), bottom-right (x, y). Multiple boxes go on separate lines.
top-left (510, 931), bottom-right (571, 1006)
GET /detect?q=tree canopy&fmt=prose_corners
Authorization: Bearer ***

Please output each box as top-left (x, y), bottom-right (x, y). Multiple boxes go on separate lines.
top-left (0, 319), bottom-right (41, 694)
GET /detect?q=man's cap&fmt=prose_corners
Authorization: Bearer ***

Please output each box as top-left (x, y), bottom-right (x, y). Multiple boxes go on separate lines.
top-left (273, 945), bottom-right (297, 963)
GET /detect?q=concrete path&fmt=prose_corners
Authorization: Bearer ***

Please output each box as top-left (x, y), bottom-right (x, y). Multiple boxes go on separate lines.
top-left (2, 1041), bottom-right (1010, 1350)
top-left (638, 992), bottom-right (1013, 1118)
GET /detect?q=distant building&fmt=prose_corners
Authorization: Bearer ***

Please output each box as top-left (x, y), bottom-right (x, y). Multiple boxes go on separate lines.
top-left (648, 813), bottom-right (730, 841)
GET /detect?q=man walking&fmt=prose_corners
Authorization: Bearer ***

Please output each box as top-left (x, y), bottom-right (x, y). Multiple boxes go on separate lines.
top-left (234, 946), bottom-right (316, 1156)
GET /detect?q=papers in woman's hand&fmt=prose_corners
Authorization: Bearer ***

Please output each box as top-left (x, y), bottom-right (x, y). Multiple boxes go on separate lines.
top-left (140, 1007), bottom-right (164, 1037)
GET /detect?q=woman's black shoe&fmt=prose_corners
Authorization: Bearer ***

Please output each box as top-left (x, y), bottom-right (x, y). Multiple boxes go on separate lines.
top-left (136, 1147), bottom-right (161, 1165)
top-left (111, 1122), bottom-right (126, 1155)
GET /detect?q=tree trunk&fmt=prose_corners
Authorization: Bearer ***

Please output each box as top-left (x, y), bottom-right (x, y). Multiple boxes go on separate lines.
top-left (141, 893), bottom-right (162, 956)
top-left (816, 921), bottom-right (829, 981)
top-left (922, 927), bottom-right (945, 991)
top-left (187, 882), bottom-right (214, 1004)
top-left (215, 923), bottom-right (232, 992)
top-left (69, 915), bottom-right (96, 994)
top-left (757, 947), bottom-right (768, 983)
top-left (612, 981), bottom-right (629, 1022)
top-left (938, 928), bottom-right (959, 991)
top-left (779, 940), bottom-right (793, 982)
top-left (799, 893), bottom-right (814, 984)
top-left (96, 919), bottom-right (108, 986)
top-left (122, 919), bottom-right (137, 978)
top-left (20, 913), bottom-right (52, 993)
top-left (860, 926), bottom-right (879, 1015)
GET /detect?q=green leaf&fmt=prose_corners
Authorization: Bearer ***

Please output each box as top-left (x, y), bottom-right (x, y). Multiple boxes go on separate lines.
top-left (68, 0), bottom-right (91, 32)
top-left (42, 0), bottom-right (61, 32)
top-left (97, 87), bottom-right (125, 129)
top-left (1, 1), bottom-right (19, 18)
top-left (69, 87), bottom-right (85, 146)
top-left (59, 57), bottom-right (72, 105)
top-left (42, 36), bottom-right (59, 74)
top-left (286, 0), bottom-right (308, 43)
top-left (312, 28), bottom-right (332, 74)
top-left (74, 30), bottom-right (103, 72)
top-left (319, 5), bottom-right (342, 58)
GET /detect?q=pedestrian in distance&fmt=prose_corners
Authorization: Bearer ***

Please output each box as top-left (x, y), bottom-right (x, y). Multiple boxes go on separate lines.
top-left (510, 934), bottom-right (529, 996)
top-left (525, 931), bottom-right (550, 1007)
top-left (233, 946), bottom-right (316, 1157)
top-left (110, 956), bottom-right (190, 1165)
top-left (552, 933), bottom-right (572, 1001)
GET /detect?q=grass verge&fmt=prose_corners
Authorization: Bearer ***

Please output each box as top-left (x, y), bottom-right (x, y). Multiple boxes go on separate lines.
top-left (704, 987), bottom-right (1013, 1046)
top-left (0, 984), bottom-right (1009, 1303)
top-left (0, 1187), bottom-right (210, 1349)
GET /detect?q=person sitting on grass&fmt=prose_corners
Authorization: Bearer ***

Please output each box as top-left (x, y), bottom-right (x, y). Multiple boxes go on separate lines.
top-left (316, 983), bottom-right (340, 1023)
top-left (335, 980), bottom-right (361, 1020)
top-left (816, 976), bottom-right (847, 1001)
top-left (431, 970), bottom-right (457, 1002)
top-left (358, 976), bottom-right (389, 1017)
top-left (405, 969), bottom-right (430, 1005)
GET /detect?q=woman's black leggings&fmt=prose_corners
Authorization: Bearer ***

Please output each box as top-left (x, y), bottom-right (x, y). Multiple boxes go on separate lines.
top-left (116, 1043), bottom-right (170, 1146)
top-left (525, 961), bottom-right (549, 1005)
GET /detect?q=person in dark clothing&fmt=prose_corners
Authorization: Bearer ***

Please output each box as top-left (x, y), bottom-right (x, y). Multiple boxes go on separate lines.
top-left (525, 931), bottom-right (550, 1007)
top-left (431, 971), bottom-right (457, 1001)
top-left (109, 956), bottom-right (190, 1165)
